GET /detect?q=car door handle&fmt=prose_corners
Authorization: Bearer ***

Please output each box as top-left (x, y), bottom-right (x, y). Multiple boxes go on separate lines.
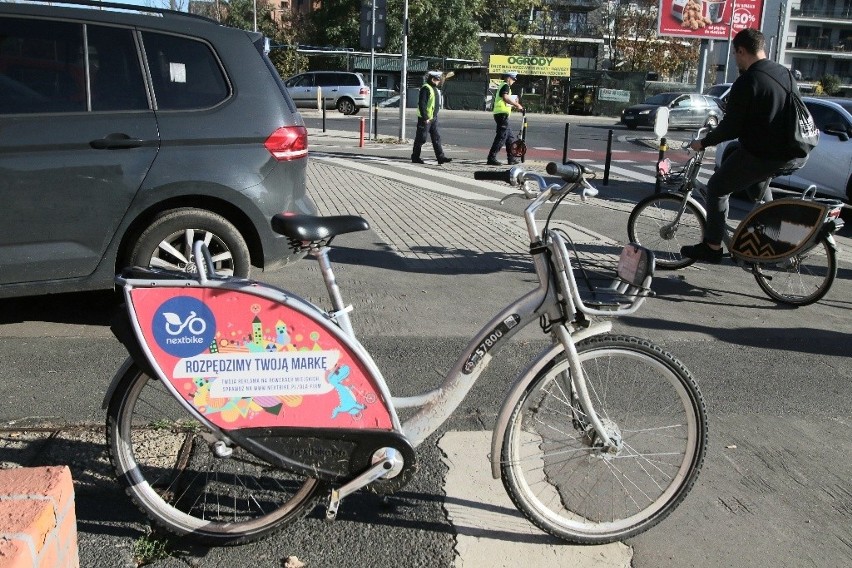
top-left (90, 133), bottom-right (145, 150)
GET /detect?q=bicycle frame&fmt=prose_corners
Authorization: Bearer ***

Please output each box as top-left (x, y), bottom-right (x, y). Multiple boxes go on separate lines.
top-left (656, 149), bottom-right (844, 265)
top-left (106, 165), bottom-right (655, 503)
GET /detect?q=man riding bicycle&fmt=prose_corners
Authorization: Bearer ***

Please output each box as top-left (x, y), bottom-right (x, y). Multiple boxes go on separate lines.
top-left (680, 28), bottom-right (810, 263)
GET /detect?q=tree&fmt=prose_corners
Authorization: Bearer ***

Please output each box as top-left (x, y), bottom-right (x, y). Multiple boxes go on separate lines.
top-left (819, 74), bottom-right (842, 96)
top-left (604, 0), bottom-right (699, 79)
top-left (222, 0), bottom-right (305, 78)
top-left (305, 0), bottom-right (485, 60)
top-left (479, 0), bottom-right (539, 55)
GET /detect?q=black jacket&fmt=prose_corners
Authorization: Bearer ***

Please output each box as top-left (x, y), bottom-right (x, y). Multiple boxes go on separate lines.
top-left (702, 59), bottom-right (802, 160)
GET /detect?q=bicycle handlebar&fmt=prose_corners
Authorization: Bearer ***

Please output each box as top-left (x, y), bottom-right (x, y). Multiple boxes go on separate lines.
top-left (473, 170), bottom-right (513, 183)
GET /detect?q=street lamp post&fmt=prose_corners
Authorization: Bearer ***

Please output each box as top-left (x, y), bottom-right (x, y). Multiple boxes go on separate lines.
top-left (398, 0), bottom-right (409, 141)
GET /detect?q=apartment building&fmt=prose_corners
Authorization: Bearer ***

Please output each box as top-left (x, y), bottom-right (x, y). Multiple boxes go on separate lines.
top-left (778, 0), bottom-right (852, 92)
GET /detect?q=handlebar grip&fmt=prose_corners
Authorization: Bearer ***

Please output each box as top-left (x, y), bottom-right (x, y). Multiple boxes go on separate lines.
top-left (473, 170), bottom-right (512, 183)
top-left (546, 161), bottom-right (585, 183)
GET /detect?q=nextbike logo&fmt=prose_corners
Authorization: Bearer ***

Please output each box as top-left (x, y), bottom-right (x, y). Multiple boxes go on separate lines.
top-left (152, 297), bottom-right (216, 358)
top-left (506, 56), bottom-right (554, 66)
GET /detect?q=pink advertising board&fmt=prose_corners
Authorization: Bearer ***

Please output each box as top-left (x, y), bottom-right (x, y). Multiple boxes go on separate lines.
top-left (128, 286), bottom-right (394, 432)
top-left (657, 0), bottom-right (764, 40)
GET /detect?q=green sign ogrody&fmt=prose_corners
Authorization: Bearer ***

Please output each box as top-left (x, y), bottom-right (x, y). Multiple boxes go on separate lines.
top-left (488, 55), bottom-right (571, 77)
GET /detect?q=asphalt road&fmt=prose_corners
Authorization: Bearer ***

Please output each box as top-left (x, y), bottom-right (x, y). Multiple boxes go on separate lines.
top-left (0, 112), bottom-right (850, 567)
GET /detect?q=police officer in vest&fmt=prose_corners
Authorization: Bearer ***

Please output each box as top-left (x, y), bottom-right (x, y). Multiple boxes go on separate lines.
top-left (487, 71), bottom-right (524, 166)
top-left (412, 71), bottom-right (452, 164)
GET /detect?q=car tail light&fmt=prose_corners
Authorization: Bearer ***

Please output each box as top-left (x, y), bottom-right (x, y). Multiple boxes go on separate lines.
top-left (360, 87), bottom-right (370, 96)
top-left (264, 126), bottom-right (308, 161)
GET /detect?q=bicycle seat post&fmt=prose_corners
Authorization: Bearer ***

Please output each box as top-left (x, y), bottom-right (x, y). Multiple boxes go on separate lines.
top-left (311, 245), bottom-right (355, 338)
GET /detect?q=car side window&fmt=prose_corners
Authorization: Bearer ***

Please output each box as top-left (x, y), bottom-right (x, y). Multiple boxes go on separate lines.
top-left (316, 73), bottom-right (337, 87)
top-left (88, 25), bottom-right (148, 112)
top-left (690, 94), bottom-right (706, 108)
top-left (805, 103), bottom-right (841, 131)
top-left (287, 74), bottom-right (312, 87)
top-left (143, 32), bottom-right (229, 110)
top-left (0, 17), bottom-right (87, 114)
top-left (341, 74), bottom-right (359, 86)
top-left (672, 96), bottom-right (689, 108)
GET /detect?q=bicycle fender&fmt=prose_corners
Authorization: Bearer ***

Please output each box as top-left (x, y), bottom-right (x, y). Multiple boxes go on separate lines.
top-left (489, 322), bottom-right (611, 480)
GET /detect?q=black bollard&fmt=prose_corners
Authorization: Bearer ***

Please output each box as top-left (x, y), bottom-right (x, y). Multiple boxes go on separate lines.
top-left (373, 105), bottom-right (378, 140)
top-left (562, 123), bottom-right (570, 164)
top-left (603, 129), bottom-right (614, 186)
top-left (322, 104), bottom-right (327, 133)
top-left (655, 137), bottom-right (667, 193)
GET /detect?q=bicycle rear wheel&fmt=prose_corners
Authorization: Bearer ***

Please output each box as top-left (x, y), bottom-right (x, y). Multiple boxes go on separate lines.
top-left (753, 236), bottom-right (837, 306)
top-left (501, 335), bottom-right (707, 544)
top-left (628, 194), bottom-right (706, 269)
top-left (106, 363), bottom-right (321, 545)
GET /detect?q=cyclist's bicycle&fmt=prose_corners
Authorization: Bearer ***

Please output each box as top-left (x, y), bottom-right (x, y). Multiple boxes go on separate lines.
top-left (105, 162), bottom-right (707, 547)
top-left (627, 132), bottom-right (845, 306)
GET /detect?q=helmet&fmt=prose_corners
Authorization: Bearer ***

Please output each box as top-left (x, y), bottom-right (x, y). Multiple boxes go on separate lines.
top-left (427, 71), bottom-right (442, 80)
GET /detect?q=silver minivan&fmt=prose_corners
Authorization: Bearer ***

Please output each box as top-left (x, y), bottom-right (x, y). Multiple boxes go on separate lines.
top-left (284, 71), bottom-right (371, 115)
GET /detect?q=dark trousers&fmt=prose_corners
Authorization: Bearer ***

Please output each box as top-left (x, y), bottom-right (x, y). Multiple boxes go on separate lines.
top-left (705, 145), bottom-right (805, 245)
top-left (488, 113), bottom-right (516, 160)
top-left (411, 117), bottom-right (445, 160)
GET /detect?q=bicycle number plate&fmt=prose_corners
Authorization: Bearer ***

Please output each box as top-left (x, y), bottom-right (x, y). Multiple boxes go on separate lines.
top-left (126, 286), bottom-right (393, 431)
top-left (617, 244), bottom-right (654, 287)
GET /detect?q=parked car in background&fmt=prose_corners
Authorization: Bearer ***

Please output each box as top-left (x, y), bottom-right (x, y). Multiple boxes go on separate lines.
top-left (703, 82), bottom-right (732, 110)
top-left (621, 92), bottom-right (724, 130)
top-left (0, 0), bottom-right (315, 299)
top-left (284, 71), bottom-right (370, 115)
top-left (715, 97), bottom-right (852, 203)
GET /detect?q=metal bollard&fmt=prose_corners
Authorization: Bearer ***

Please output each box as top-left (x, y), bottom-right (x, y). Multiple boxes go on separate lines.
top-left (359, 117), bottom-right (365, 147)
top-left (655, 137), bottom-right (667, 193)
top-left (322, 104), bottom-right (327, 133)
top-left (603, 129), bottom-right (614, 186)
top-left (373, 105), bottom-right (378, 140)
top-left (562, 123), bottom-right (570, 164)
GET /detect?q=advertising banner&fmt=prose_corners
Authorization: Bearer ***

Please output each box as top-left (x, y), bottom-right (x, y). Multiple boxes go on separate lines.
top-left (657, 0), bottom-right (764, 40)
top-left (489, 54), bottom-right (571, 77)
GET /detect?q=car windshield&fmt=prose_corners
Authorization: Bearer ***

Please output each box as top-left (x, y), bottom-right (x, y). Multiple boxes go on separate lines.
top-left (643, 93), bottom-right (679, 106)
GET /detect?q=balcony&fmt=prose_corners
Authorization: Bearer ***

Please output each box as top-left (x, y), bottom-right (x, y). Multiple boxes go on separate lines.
top-left (790, 7), bottom-right (852, 19)
top-left (788, 37), bottom-right (852, 52)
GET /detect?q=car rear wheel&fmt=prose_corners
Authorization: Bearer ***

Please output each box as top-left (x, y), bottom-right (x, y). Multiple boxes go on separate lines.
top-left (705, 115), bottom-right (719, 128)
top-left (128, 208), bottom-right (251, 278)
top-left (337, 98), bottom-right (356, 115)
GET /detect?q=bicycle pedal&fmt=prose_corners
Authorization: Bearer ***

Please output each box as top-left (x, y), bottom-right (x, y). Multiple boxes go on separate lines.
top-left (326, 489), bottom-right (341, 521)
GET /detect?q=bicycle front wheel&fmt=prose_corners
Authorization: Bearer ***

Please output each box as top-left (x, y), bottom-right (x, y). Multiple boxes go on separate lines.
top-left (106, 363), bottom-right (321, 545)
top-left (753, 236), bottom-right (837, 306)
top-left (501, 335), bottom-right (707, 544)
top-left (628, 194), bottom-right (706, 270)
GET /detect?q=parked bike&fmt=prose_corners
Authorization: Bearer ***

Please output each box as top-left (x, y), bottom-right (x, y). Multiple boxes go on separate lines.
top-left (627, 129), bottom-right (845, 306)
top-left (105, 162), bottom-right (707, 546)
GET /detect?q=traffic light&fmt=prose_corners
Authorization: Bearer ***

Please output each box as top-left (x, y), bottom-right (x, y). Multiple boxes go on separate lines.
top-left (359, 0), bottom-right (386, 50)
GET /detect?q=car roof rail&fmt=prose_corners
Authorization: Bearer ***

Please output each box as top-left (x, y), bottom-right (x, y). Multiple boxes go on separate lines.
top-left (18, 0), bottom-right (219, 24)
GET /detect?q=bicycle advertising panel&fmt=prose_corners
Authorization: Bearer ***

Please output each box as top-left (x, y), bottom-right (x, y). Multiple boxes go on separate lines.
top-left (730, 198), bottom-right (829, 261)
top-left (126, 286), bottom-right (394, 432)
top-left (657, 0), bottom-right (764, 40)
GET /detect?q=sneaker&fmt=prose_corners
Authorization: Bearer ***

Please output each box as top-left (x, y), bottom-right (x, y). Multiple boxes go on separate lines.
top-left (437, 156), bottom-right (453, 164)
top-left (411, 157), bottom-right (425, 164)
top-left (680, 242), bottom-right (723, 264)
top-left (486, 158), bottom-right (503, 166)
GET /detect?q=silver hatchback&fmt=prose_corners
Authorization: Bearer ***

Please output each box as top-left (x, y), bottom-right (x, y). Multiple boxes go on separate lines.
top-left (284, 71), bottom-right (371, 115)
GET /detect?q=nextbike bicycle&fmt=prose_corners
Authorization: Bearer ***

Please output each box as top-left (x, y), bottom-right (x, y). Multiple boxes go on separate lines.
top-left (627, 131), bottom-right (845, 306)
top-left (104, 161), bottom-right (707, 546)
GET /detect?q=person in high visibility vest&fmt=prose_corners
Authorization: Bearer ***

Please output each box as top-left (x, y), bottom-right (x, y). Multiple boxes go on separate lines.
top-left (487, 71), bottom-right (524, 166)
top-left (411, 71), bottom-right (452, 164)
